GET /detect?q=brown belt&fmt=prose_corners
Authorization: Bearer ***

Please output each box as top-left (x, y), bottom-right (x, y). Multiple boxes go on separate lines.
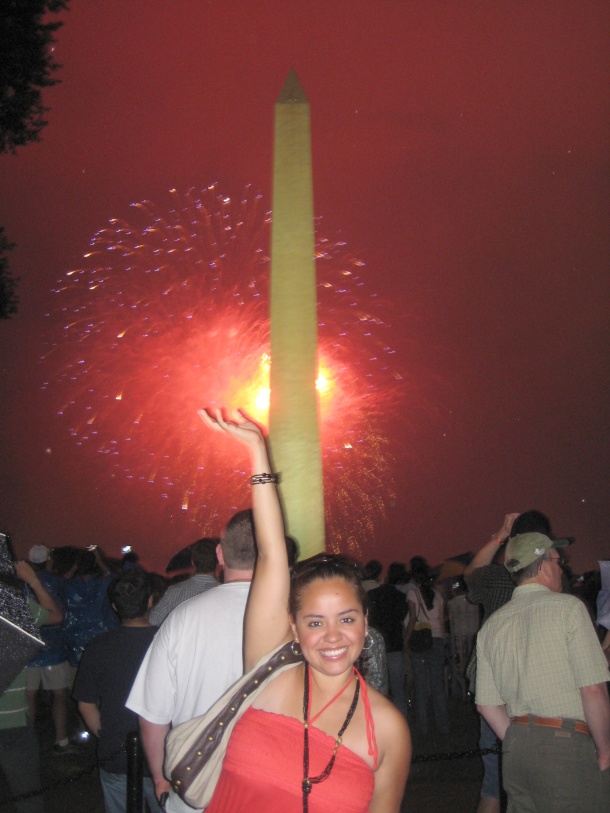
top-left (512, 715), bottom-right (590, 736)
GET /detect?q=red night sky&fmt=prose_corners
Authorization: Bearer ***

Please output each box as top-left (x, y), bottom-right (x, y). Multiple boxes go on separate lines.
top-left (0, 1), bottom-right (608, 575)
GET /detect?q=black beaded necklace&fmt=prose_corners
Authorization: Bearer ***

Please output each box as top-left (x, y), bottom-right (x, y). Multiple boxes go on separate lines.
top-left (301, 662), bottom-right (361, 813)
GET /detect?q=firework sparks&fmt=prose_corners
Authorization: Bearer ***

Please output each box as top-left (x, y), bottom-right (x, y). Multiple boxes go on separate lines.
top-left (43, 186), bottom-right (402, 556)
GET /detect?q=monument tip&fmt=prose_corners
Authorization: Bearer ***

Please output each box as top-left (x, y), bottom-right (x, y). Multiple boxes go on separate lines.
top-left (277, 69), bottom-right (308, 104)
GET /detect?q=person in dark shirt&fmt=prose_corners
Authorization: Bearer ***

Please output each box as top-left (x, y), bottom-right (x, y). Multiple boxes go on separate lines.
top-left (368, 563), bottom-right (409, 715)
top-left (73, 572), bottom-right (162, 813)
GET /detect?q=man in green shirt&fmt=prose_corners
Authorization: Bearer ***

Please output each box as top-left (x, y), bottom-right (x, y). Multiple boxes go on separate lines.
top-left (476, 532), bottom-right (610, 813)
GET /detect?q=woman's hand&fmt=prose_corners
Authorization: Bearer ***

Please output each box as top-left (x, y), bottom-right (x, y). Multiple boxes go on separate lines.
top-left (200, 407), bottom-right (288, 668)
top-left (198, 408), bottom-right (264, 448)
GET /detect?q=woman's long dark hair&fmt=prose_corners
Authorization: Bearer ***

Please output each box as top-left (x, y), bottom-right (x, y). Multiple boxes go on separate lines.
top-left (411, 560), bottom-right (435, 610)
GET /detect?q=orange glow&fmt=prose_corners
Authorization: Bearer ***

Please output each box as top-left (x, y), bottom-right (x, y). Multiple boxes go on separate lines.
top-left (49, 187), bottom-right (401, 555)
top-left (235, 355), bottom-right (335, 424)
top-left (316, 367), bottom-right (331, 394)
top-left (236, 353), bottom-right (270, 422)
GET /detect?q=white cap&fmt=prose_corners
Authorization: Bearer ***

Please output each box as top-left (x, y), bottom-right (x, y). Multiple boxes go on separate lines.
top-left (28, 545), bottom-right (50, 564)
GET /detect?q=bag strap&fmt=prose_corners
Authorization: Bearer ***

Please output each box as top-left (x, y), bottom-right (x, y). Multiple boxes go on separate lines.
top-left (168, 640), bottom-right (303, 797)
top-left (415, 588), bottom-right (431, 622)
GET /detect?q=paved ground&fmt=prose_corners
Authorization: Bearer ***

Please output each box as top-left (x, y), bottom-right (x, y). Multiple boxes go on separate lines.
top-left (0, 694), bottom-right (484, 812)
top-left (402, 698), bottom-right (483, 812)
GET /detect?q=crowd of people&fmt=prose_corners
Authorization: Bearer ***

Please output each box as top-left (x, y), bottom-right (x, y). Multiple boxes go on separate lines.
top-left (1, 414), bottom-right (609, 813)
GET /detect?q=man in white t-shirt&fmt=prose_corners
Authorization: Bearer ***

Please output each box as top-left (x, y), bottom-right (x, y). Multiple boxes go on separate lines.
top-left (127, 510), bottom-right (256, 813)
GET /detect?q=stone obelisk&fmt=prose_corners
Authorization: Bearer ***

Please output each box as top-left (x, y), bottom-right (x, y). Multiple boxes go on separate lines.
top-left (268, 69), bottom-right (325, 557)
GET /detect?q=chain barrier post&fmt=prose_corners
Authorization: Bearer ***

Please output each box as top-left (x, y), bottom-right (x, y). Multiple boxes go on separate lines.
top-left (126, 730), bottom-right (143, 813)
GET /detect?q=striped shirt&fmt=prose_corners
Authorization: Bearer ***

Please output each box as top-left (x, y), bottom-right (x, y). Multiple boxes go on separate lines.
top-left (149, 574), bottom-right (218, 626)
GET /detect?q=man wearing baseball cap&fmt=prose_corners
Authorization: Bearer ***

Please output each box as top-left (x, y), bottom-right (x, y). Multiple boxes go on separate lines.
top-left (475, 532), bottom-right (610, 812)
top-left (28, 546), bottom-right (50, 566)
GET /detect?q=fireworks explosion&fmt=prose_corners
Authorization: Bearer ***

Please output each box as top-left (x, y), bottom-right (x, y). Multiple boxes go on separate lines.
top-left (43, 186), bottom-right (403, 556)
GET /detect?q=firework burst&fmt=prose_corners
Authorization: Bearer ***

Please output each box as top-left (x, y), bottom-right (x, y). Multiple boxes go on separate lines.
top-left (43, 186), bottom-right (403, 557)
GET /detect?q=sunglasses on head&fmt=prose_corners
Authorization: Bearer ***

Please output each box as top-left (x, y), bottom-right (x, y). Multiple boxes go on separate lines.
top-left (291, 553), bottom-right (363, 580)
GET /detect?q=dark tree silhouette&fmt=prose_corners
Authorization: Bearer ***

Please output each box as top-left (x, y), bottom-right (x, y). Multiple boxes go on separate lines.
top-left (0, 1), bottom-right (68, 318)
top-left (0, 229), bottom-right (18, 320)
top-left (0, 0), bottom-right (68, 153)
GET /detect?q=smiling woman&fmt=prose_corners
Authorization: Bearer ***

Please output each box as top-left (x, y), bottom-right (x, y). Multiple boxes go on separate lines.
top-left (290, 574), bottom-right (367, 678)
top-left (189, 409), bottom-right (412, 813)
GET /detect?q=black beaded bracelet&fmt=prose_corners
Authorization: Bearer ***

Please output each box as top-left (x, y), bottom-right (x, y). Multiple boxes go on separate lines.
top-left (250, 472), bottom-right (279, 485)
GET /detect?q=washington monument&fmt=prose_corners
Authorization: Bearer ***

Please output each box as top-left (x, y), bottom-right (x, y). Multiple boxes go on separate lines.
top-left (269, 70), bottom-right (325, 557)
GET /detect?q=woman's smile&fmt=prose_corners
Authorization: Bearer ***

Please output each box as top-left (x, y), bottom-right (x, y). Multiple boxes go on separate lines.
top-left (292, 577), bottom-right (367, 675)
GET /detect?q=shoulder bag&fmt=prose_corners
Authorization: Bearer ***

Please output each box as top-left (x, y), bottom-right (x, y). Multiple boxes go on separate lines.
top-left (164, 640), bottom-right (303, 809)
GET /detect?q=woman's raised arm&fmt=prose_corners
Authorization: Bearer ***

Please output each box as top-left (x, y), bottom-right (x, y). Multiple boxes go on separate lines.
top-left (199, 410), bottom-right (292, 668)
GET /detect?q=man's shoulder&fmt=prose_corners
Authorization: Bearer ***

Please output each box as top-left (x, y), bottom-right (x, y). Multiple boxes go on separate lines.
top-left (514, 584), bottom-right (578, 604)
top-left (163, 580), bottom-right (185, 595)
top-left (81, 625), bottom-right (125, 655)
top-left (164, 574), bottom-right (216, 594)
top-left (484, 585), bottom-right (581, 625)
top-left (121, 624), bottom-right (158, 642)
top-left (170, 581), bottom-right (248, 617)
top-left (527, 588), bottom-right (586, 616)
top-left (195, 581), bottom-right (248, 600)
top-left (190, 573), bottom-right (218, 584)
top-left (163, 578), bottom-right (197, 597)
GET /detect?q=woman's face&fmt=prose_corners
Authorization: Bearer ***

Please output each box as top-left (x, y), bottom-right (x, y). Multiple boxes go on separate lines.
top-left (290, 577), bottom-right (367, 677)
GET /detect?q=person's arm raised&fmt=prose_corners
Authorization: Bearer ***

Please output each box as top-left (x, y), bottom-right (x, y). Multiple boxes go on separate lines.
top-left (464, 512), bottom-right (519, 575)
top-left (199, 410), bottom-right (291, 669)
top-left (15, 561), bottom-right (63, 625)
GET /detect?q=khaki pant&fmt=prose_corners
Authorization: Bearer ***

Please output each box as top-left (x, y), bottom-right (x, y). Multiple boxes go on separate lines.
top-left (503, 721), bottom-right (610, 813)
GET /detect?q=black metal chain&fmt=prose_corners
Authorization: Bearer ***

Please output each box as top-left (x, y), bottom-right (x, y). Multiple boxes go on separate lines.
top-left (412, 744), bottom-right (500, 763)
top-left (3, 738), bottom-right (501, 805)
